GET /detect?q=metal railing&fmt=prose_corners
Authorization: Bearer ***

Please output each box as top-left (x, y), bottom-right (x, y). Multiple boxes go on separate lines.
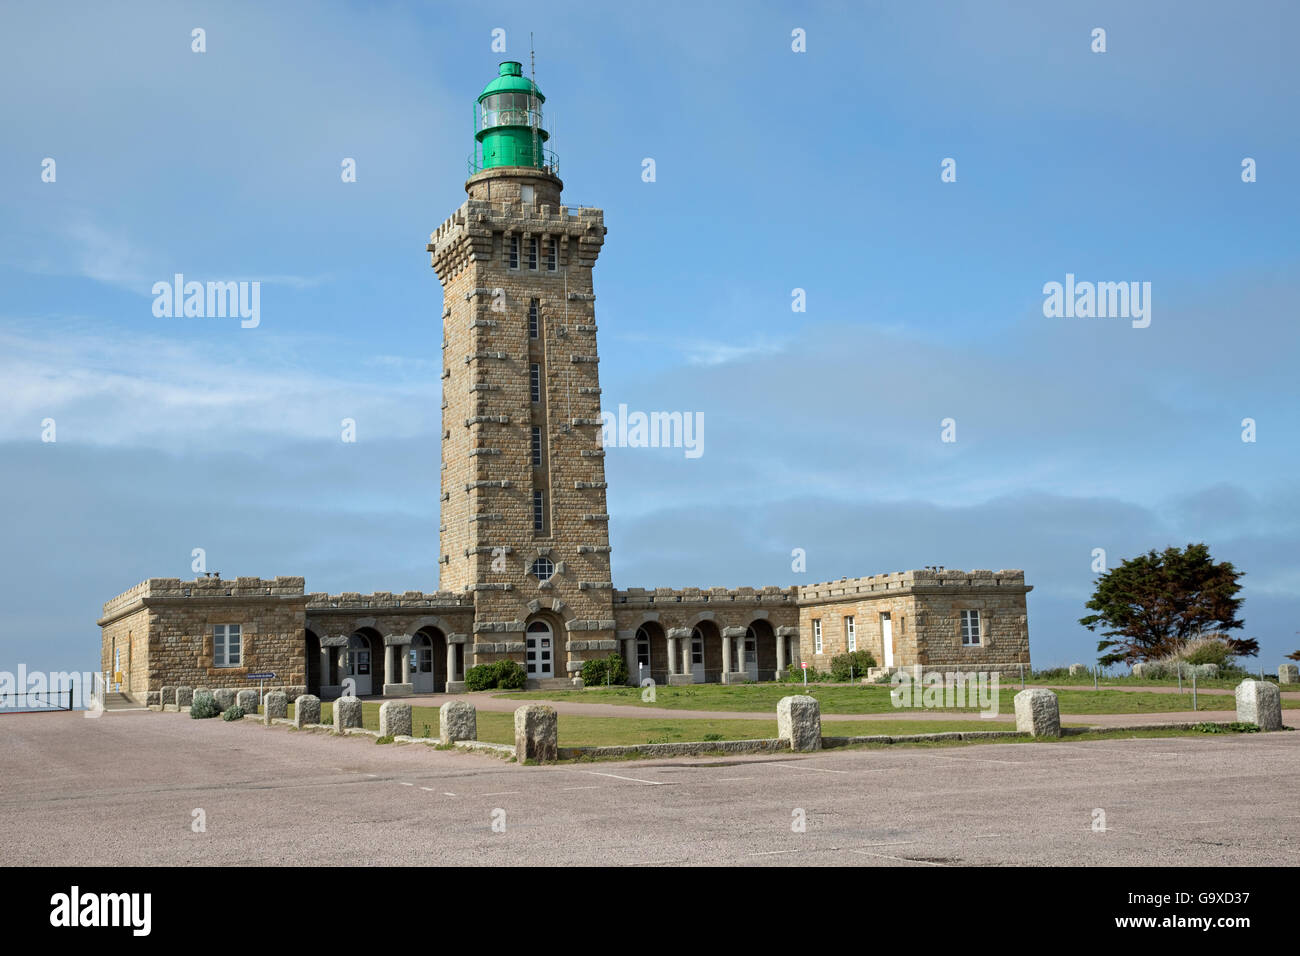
top-left (0, 682), bottom-right (75, 712)
top-left (466, 146), bottom-right (560, 177)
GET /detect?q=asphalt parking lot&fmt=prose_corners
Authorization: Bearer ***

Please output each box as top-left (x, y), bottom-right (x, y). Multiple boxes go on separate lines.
top-left (2, 710), bottom-right (1297, 866)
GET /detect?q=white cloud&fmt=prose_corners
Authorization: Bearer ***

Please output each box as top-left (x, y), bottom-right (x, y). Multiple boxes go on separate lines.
top-left (0, 321), bottom-right (436, 448)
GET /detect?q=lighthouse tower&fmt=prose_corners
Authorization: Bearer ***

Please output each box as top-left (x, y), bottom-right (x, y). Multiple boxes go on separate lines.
top-left (427, 61), bottom-right (614, 686)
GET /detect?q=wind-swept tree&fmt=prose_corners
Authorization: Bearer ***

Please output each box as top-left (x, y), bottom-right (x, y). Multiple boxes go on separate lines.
top-left (1081, 543), bottom-right (1255, 666)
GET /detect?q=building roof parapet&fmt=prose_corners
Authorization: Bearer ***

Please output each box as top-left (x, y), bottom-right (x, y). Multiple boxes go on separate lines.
top-left (797, 569), bottom-right (1028, 602)
top-left (614, 586), bottom-right (797, 605)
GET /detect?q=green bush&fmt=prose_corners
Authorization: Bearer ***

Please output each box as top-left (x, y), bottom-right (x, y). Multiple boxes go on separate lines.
top-left (190, 695), bottom-right (220, 719)
top-left (784, 662), bottom-right (827, 683)
top-left (582, 653), bottom-right (629, 687)
top-left (221, 705), bottom-right (245, 721)
top-left (464, 664), bottom-right (497, 692)
top-left (493, 659), bottom-right (528, 690)
top-left (829, 651), bottom-right (877, 682)
top-left (466, 659), bottom-right (529, 691)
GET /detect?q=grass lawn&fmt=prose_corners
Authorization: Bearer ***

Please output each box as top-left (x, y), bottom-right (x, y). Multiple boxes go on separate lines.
top-left (285, 702), bottom-right (1024, 747)
top-left (1015, 672), bottom-right (1289, 693)
top-left (495, 682), bottom-right (1300, 716)
top-left (838, 725), bottom-right (1274, 751)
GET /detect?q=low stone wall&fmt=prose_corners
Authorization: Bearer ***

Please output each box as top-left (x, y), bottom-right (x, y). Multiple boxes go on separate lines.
top-left (558, 739), bottom-right (788, 760)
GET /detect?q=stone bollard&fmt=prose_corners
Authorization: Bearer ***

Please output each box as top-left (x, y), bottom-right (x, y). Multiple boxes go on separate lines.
top-left (213, 689), bottom-right (235, 712)
top-left (1068, 663), bottom-right (1086, 676)
top-left (145, 690), bottom-right (160, 707)
top-left (1235, 680), bottom-right (1282, 731)
top-left (514, 704), bottom-right (558, 764)
top-left (235, 689), bottom-right (259, 713)
top-left (262, 690), bottom-right (288, 725)
top-left (379, 701), bottom-right (412, 738)
top-left (1279, 664), bottom-right (1299, 685)
top-left (777, 695), bottom-right (822, 752)
top-left (293, 694), bottom-right (321, 729)
top-left (160, 685), bottom-right (175, 707)
top-left (1014, 688), bottom-right (1061, 737)
top-left (193, 688), bottom-right (215, 709)
top-left (333, 695), bottom-right (363, 733)
top-left (440, 700), bottom-right (477, 744)
top-left (175, 686), bottom-right (194, 708)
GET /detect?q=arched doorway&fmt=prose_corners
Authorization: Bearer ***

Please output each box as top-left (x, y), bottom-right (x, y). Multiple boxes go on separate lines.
top-left (634, 622), bottom-right (668, 686)
top-left (346, 631), bottom-right (378, 696)
top-left (409, 629), bottom-right (447, 694)
top-left (306, 629), bottom-right (322, 696)
top-left (525, 620), bottom-right (555, 680)
top-left (747, 620), bottom-right (777, 681)
top-left (690, 621), bottom-right (723, 683)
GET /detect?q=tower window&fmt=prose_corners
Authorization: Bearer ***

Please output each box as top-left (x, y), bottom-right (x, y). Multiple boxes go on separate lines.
top-left (531, 426), bottom-right (542, 466)
top-left (545, 238), bottom-right (557, 271)
top-left (533, 491), bottom-right (545, 532)
top-left (528, 298), bottom-right (539, 339)
top-left (529, 363), bottom-right (541, 403)
top-left (961, 609), bottom-right (982, 646)
top-left (813, 619), bottom-right (823, 654)
top-left (508, 235), bottom-right (519, 270)
top-left (528, 236), bottom-right (539, 270)
top-left (845, 616), bottom-right (856, 652)
top-left (530, 556), bottom-right (554, 582)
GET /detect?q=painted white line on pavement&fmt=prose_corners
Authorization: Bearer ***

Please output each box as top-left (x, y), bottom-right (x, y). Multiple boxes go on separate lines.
top-left (561, 786), bottom-right (602, 791)
top-left (912, 753), bottom-right (1023, 766)
top-left (769, 763), bottom-right (850, 774)
top-left (580, 770), bottom-right (664, 785)
top-left (483, 791), bottom-right (520, 796)
top-left (848, 848), bottom-right (948, 866)
top-left (398, 781), bottom-right (414, 786)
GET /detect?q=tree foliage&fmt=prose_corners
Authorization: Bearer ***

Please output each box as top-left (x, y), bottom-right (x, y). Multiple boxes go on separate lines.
top-left (1080, 543), bottom-right (1255, 666)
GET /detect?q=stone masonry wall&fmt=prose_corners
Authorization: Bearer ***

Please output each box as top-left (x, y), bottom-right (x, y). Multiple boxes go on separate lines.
top-left (430, 166), bottom-right (614, 673)
top-left (99, 576), bottom-right (308, 695)
top-left (798, 570), bottom-right (1031, 673)
top-left (100, 605), bottom-right (151, 701)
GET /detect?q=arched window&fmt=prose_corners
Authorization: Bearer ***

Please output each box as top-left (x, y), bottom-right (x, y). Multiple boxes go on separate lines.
top-left (347, 633), bottom-right (370, 675)
top-left (635, 625), bottom-right (651, 667)
top-left (690, 626), bottom-right (704, 665)
top-left (531, 556), bottom-right (555, 582)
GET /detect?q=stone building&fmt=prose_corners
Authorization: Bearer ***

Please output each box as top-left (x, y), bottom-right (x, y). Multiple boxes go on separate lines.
top-left (98, 61), bottom-right (1032, 703)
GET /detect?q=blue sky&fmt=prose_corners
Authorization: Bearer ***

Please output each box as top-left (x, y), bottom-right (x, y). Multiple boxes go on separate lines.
top-left (2, 0), bottom-right (1298, 675)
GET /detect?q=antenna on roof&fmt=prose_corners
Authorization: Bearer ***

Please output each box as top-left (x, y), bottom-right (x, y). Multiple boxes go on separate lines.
top-left (529, 33), bottom-right (540, 168)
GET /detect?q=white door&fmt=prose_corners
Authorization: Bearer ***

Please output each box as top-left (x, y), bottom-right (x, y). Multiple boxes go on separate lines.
top-left (744, 628), bottom-right (759, 680)
top-left (411, 636), bottom-right (435, 693)
top-left (881, 613), bottom-right (894, 668)
top-left (348, 636), bottom-right (372, 696)
top-left (526, 622), bottom-right (554, 679)
top-left (690, 630), bottom-right (705, 683)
